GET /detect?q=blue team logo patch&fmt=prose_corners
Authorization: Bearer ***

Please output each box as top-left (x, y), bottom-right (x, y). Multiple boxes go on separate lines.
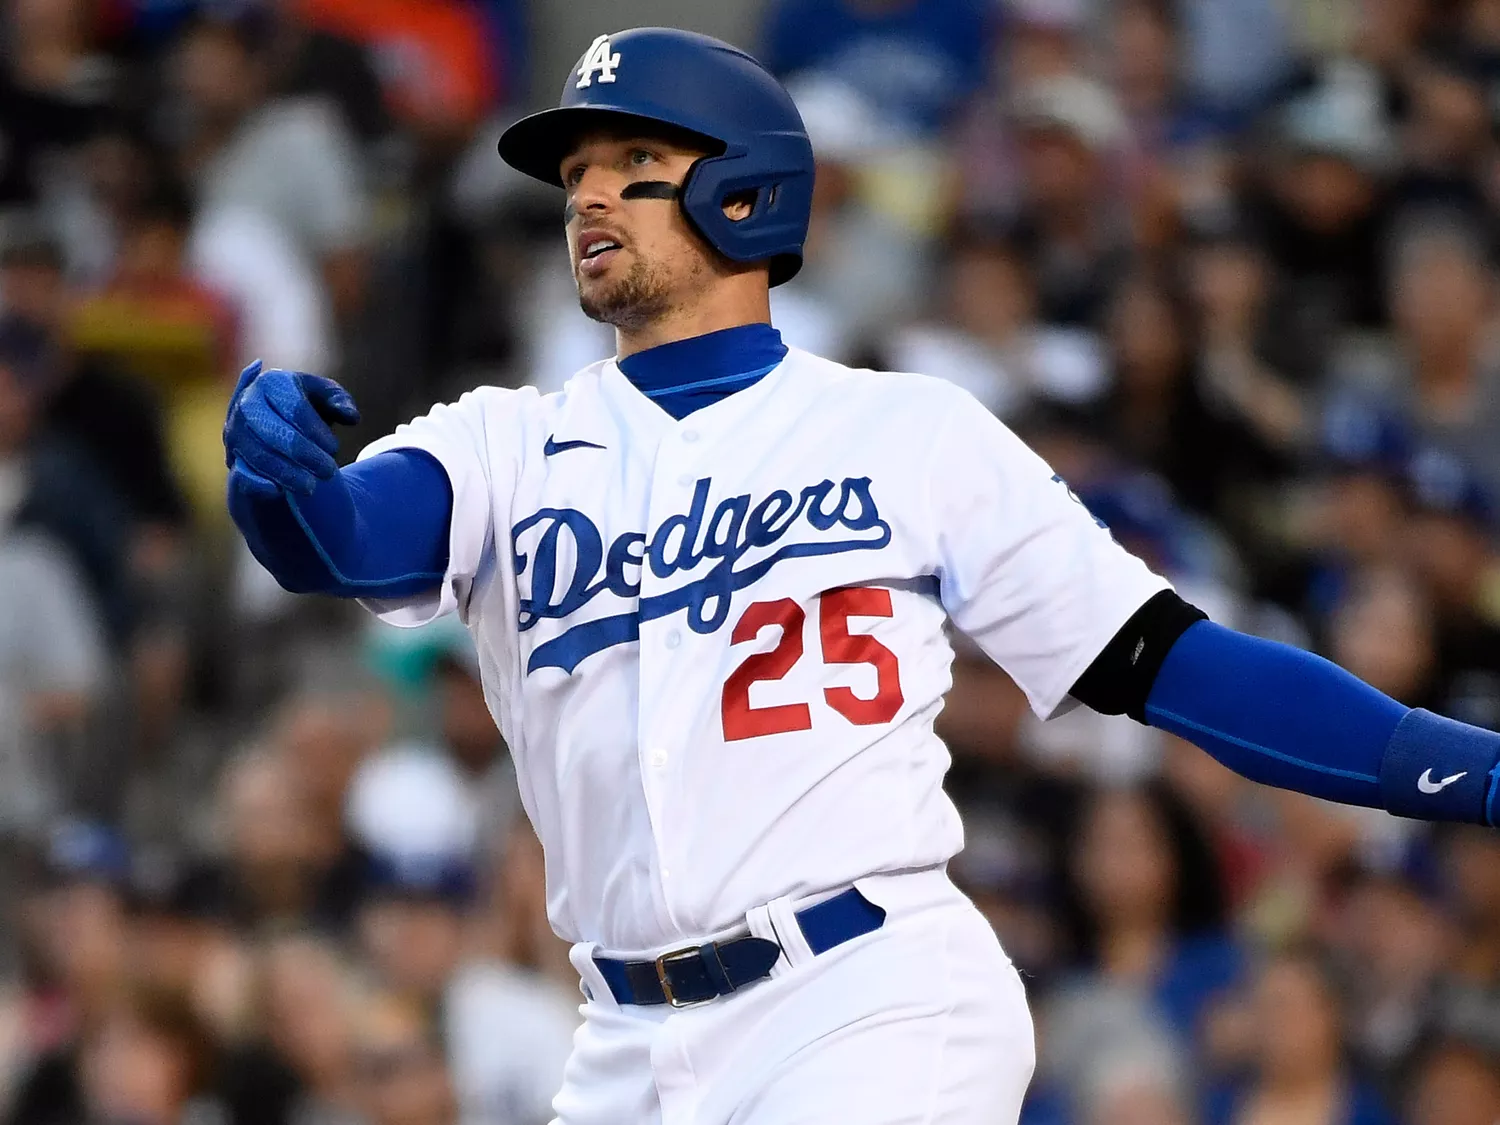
top-left (512, 477), bottom-right (890, 673)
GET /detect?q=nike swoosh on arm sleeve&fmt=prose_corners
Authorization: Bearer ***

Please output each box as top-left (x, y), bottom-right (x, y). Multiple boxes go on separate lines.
top-left (1144, 620), bottom-right (1500, 824)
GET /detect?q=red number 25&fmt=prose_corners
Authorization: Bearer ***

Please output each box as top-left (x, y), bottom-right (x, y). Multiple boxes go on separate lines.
top-left (721, 587), bottom-right (904, 742)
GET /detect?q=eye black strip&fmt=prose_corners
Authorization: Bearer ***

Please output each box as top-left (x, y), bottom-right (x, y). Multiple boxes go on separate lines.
top-left (565, 180), bottom-right (681, 223)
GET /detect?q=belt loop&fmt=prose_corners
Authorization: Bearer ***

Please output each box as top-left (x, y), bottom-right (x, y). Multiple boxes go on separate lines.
top-left (744, 903), bottom-right (792, 980)
top-left (570, 941), bottom-right (617, 1009)
top-left (766, 894), bottom-right (817, 970)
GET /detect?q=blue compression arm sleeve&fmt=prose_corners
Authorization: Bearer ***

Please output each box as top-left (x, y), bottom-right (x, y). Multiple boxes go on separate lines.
top-left (228, 448), bottom-right (452, 598)
top-left (1146, 621), bottom-right (1500, 824)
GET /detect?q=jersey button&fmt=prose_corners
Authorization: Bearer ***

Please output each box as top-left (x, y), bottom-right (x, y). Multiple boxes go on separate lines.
top-left (682, 429), bottom-right (700, 443)
top-left (665, 630), bottom-right (681, 650)
top-left (677, 473), bottom-right (693, 487)
top-left (649, 747), bottom-right (669, 768)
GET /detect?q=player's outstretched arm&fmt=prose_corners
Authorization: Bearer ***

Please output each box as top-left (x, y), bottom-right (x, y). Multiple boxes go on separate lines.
top-left (1073, 592), bottom-right (1500, 826)
top-left (223, 361), bottom-right (453, 598)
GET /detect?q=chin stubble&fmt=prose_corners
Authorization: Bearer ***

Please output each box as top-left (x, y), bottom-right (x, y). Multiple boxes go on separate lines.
top-left (578, 255), bottom-right (671, 330)
top-left (577, 251), bottom-right (709, 331)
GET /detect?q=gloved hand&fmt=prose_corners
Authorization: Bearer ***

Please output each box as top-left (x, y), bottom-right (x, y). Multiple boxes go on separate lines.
top-left (223, 360), bottom-right (361, 497)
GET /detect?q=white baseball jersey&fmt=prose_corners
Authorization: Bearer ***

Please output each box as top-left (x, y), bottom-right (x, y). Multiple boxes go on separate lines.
top-left (359, 347), bottom-right (1168, 955)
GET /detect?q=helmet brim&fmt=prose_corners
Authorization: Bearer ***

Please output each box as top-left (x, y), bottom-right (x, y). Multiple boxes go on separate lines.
top-left (498, 106), bottom-right (724, 187)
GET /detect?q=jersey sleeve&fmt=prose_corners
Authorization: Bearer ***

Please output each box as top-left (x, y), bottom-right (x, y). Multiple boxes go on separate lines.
top-left (929, 387), bottom-right (1170, 719)
top-left (354, 387), bottom-right (519, 628)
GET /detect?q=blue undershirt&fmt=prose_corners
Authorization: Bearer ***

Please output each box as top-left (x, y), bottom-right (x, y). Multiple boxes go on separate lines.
top-left (617, 322), bottom-right (787, 420)
top-left (225, 324), bottom-right (1500, 829)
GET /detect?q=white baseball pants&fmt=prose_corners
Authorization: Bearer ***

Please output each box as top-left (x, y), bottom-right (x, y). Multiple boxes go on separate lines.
top-left (553, 868), bottom-right (1036, 1125)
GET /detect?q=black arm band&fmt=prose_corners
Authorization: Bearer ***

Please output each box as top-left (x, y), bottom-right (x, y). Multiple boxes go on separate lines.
top-left (1069, 589), bottom-right (1207, 721)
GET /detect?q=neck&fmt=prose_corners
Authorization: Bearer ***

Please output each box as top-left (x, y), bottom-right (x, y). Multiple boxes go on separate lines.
top-left (615, 277), bottom-right (772, 358)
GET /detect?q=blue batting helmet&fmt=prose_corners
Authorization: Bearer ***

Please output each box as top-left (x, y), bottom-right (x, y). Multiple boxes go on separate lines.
top-left (497, 28), bottom-right (815, 286)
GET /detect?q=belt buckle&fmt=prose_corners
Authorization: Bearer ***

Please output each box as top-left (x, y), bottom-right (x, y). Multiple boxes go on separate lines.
top-left (654, 945), bottom-right (706, 1008)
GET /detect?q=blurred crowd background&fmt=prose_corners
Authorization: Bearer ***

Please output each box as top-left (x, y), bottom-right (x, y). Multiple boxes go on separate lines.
top-left (3, 0), bottom-right (1500, 1123)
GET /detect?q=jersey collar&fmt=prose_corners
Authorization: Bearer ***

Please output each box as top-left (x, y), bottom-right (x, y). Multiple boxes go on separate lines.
top-left (616, 323), bottom-right (788, 420)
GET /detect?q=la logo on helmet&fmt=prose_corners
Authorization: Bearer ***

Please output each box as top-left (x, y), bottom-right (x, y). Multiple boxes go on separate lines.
top-left (576, 35), bottom-right (621, 88)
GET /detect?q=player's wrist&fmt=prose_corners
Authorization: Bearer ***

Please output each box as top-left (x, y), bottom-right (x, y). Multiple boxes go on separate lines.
top-left (1378, 708), bottom-right (1500, 826)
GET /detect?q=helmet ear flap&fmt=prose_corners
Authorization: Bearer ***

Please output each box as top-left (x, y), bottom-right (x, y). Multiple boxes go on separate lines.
top-left (677, 139), bottom-right (814, 284)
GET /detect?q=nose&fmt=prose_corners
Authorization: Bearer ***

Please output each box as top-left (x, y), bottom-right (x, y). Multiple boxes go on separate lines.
top-left (567, 164), bottom-right (624, 221)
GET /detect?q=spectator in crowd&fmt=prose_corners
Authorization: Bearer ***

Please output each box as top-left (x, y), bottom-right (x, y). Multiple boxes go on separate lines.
top-left (0, 0), bottom-right (115, 211)
top-left (179, 748), bottom-right (367, 936)
top-left (256, 0), bottom-right (393, 151)
top-left (1405, 1035), bottom-right (1500, 1125)
top-left (67, 179), bottom-right (239, 524)
top-left (356, 841), bottom-right (574, 1125)
top-left (773, 73), bottom-right (928, 358)
top-left (880, 229), bottom-right (1107, 418)
top-left (352, 992), bottom-right (456, 1125)
top-left (76, 982), bottom-right (221, 1125)
top-left (169, 10), bottom-right (370, 323)
top-left (1397, 448), bottom-right (1500, 721)
top-left (1107, 0), bottom-right (1237, 250)
top-left (1059, 781), bottom-right (1245, 1048)
top-left (1325, 565), bottom-right (1441, 710)
top-left (350, 624), bottom-right (513, 870)
top-left (1290, 401), bottom-right (1412, 618)
top-left (1093, 267), bottom-right (1289, 522)
top-left (1394, 51), bottom-right (1493, 216)
top-left (296, 0), bottom-right (507, 145)
top-left (7, 822), bottom-right (136, 1125)
top-left (1332, 859), bottom-right (1453, 1085)
top-left (480, 821), bottom-right (574, 990)
top-left (0, 223), bottom-right (191, 538)
top-left (1206, 946), bottom-right (1397, 1125)
top-left (1434, 825), bottom-right (1500, 1049)
top-left (1003, 0), bottom-right (1090, 94)
top-left (1005, 74), bottom-right (1133, 326)
top-left (1184, 224), bottom-right (1307, 468)
top-left (1248, 66), bottom-right (1395, 382)
top-left (1337, 210), bottom-right (1500, 499)
top-left (0, 313), bottom-right (133, 645)
top-left (0, 284), bottom-right (113, 747)
top-left (952, 0), bottom-right (1091, 224)
top-left (415, 629), bottom-right (518, 864)
top-left (1, 217), bottom-right (205, 756)
top-left (0, 533), bottom-right (103, 827)
top-left (274, 689), bottom-right (390, 864)
top-left (126, 854), bottom-right (258, 1045)
top-left (761, 0), bottom-right (992, 139)
top-left (1076, 1036), bottom-right (1198, 1125)
top-left (1029, 983), bottom-right (1194, 1125)
top-left (219, 933), bottom-right (363, 1125)
top-left (346, 740), bottom-right (481, 880)
top-left (950, 799), bottom-right (1064, 984)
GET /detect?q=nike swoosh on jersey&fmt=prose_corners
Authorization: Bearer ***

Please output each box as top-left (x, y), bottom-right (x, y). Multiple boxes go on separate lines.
top-left (1417, 768), bottom-right (1467, 794)
top-left (544, 436), bottom-right (607, 456)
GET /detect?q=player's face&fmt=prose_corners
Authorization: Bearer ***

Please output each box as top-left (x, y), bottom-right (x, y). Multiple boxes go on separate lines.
top-left (559, 131), bottom-right (719, 330)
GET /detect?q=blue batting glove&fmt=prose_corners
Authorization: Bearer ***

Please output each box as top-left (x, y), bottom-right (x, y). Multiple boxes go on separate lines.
top-left (223, 360), bottom-right (361, 497)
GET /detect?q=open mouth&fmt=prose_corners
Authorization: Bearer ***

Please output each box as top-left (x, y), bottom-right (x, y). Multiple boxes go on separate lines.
top-left (582, 237), bottom-right (621, 260)
top-left (577, 230), bottom-right (625, 277)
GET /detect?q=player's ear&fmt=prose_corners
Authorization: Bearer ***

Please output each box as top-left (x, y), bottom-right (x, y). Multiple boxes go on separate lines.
top-left (721, 189), bottom-right (757, 222)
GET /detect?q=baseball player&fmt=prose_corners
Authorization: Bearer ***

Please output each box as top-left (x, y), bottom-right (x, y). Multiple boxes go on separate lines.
top-left (225, 28), bottom-right (1500, 1125)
